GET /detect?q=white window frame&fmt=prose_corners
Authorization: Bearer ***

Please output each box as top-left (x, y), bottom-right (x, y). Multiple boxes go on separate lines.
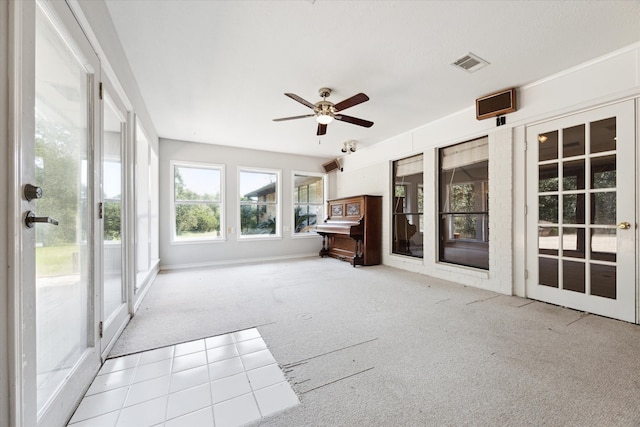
top-left (418, 183), bottom-right (424, 232)
top-left (238, 167), bottom-right (281, 240)
top-left (170, 160), bottom-right (225, 244)
top-left (292, 171), bottom-right (327, 237)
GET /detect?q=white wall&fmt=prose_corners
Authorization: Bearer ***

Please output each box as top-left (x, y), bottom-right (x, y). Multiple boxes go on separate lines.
top-left (159, 138), bottom-right (329, 269)
top-left (337, 43), bottom-right (640, 296)
top-left (73, 0), bottom-right (157, 143)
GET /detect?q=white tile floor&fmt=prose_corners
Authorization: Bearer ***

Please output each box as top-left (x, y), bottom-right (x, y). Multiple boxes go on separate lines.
top-left (67, 328), bottom-right (299, 427)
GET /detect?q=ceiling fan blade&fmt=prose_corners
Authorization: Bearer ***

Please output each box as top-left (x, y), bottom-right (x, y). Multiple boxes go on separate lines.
top-left (317, 123), bottom-right (327, 136)
top-left (334, 114), bottom-right (374, 128)
top-left (273, 114), bottom-right (315, 122)
top-left (333, 93), bottom-right (369, 112)
top-left (285, 93), bottom-right (316, 109)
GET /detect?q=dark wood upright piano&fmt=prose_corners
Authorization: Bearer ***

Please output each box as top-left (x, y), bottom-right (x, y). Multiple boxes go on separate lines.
top-left (315, 195), bottom-right (382, 266)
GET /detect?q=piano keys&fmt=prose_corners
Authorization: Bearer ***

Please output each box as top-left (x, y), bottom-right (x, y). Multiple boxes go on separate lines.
top-left (315, 195), bottom-right (382, 266)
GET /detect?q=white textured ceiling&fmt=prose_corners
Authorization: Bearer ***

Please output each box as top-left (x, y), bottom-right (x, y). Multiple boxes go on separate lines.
top-left (104, 0), bottom-right (640, 158)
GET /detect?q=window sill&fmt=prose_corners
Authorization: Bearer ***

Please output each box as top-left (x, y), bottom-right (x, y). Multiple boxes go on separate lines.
top-left (389, 253), bottom-right (423, 264)
top-left (436, 262), bottom-right (490, 279)
top-left (238, 235), bottom-right (282, 242)
top-left (291, 233), bottom-right (322, 239)
top-left (171, 238), bottom-right (226, 245)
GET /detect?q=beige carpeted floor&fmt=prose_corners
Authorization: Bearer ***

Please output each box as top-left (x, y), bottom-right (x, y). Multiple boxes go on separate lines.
top-left (109, 257), bottom-right (640, 426)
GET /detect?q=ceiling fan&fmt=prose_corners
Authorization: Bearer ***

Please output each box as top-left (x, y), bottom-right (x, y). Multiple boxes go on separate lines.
top-left (273, 87), bottom-right (374, 136)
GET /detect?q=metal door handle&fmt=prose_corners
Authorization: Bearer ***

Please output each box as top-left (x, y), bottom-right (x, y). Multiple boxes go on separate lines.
top-left (24, 211), bottom-right (59, 228)
top-left (618, 221), bottom-right (631, 230)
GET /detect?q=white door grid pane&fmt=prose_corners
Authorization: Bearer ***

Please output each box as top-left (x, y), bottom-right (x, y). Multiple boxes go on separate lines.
top-left (525, 101), bottom-right (636, 322)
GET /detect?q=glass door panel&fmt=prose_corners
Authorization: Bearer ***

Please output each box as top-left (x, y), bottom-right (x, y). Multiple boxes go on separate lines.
top-left (101, 84), bottom-right (129, 355)
top-left (32, 2), bottom-right (101, 422)
top-left (135, 124), bottom-right (150, 291)
top-left (103, 95), bottom-right (124, 320)
top-left (35, 5), bottom-right (90, 411)
top-left (526, 101), bottom-right (635, 322)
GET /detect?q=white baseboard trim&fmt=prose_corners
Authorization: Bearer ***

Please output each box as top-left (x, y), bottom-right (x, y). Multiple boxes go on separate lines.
top-left (160, 253), bottom-right (319, 271)
top-left (133, 261), bottom-right (160, 313)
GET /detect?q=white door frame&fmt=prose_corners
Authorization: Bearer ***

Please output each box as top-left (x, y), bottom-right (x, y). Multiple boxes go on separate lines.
top-left (8, 1), bottom-right (36, 424)
top-left (636, 98), bottom-right (640, 323)
top-left (525, 100), bottom-right (637, 323)
top-left (99, 76), bottom-right (131, 359)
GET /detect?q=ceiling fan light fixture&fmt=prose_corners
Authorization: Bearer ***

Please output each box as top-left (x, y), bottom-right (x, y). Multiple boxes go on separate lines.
top-left (316, 113), bottom-right (333, 124)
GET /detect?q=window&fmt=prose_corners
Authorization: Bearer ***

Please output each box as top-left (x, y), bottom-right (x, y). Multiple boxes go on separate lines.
top-left (239, 168), bottom-right (280, 237)
top-left (392, 154), bottom-right (423, 257)
top-left (293, 173), bottom-right (325, 235)
top-left (171, 161), bottom-right (224, 241)
top-left (439, 137), bottom-right (489, 269)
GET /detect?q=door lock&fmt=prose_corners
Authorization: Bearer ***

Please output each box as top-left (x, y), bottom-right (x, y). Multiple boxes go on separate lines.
top-left (24, 184), bottom-right (43, 201)
top-left (24, 211), bottom-right (59, 228)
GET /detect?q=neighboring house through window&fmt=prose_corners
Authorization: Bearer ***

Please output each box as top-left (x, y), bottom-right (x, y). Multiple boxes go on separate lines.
top-left (293, 172), bottom-right (325, 235)
top-left (239, 168), bottom-right (280, 237)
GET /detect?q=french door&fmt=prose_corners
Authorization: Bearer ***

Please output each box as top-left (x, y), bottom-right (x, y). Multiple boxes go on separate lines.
top-left (101, 78), bottom-right (130, 357)
top-left (20, 1), bottom-right (101, 425)
top-left (526, 100), bottom-right (636, 322)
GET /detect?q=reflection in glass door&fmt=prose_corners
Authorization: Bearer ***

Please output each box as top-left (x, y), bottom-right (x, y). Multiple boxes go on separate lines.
top-left (526, 101), bottom-right (636, 322)
top-left (33, 1), bottom-right (99, 418)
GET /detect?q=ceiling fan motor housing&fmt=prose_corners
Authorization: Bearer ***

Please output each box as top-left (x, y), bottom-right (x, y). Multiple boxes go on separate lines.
top-left (314, 100), bottom-right (335, 115)
top-left (316, 88), bottom-right (335, 117)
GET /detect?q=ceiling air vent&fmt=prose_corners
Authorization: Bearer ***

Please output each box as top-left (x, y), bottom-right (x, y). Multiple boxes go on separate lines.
top-left (452, 52), bottom-right (489, 73)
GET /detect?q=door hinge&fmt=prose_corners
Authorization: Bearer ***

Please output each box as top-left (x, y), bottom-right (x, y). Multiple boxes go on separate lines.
top-left (524, 269), bottom-right (529, 279)
top-left (524, 205), bottom-right (527, 215)
top-left (98, 321), bottom-right (103, 338)
top-left (524, 141), bottom-right (527, 152)
top-left (99, 82), bottom-right (103, 100)
top-left (98, 202), bottom-right (103, 219)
